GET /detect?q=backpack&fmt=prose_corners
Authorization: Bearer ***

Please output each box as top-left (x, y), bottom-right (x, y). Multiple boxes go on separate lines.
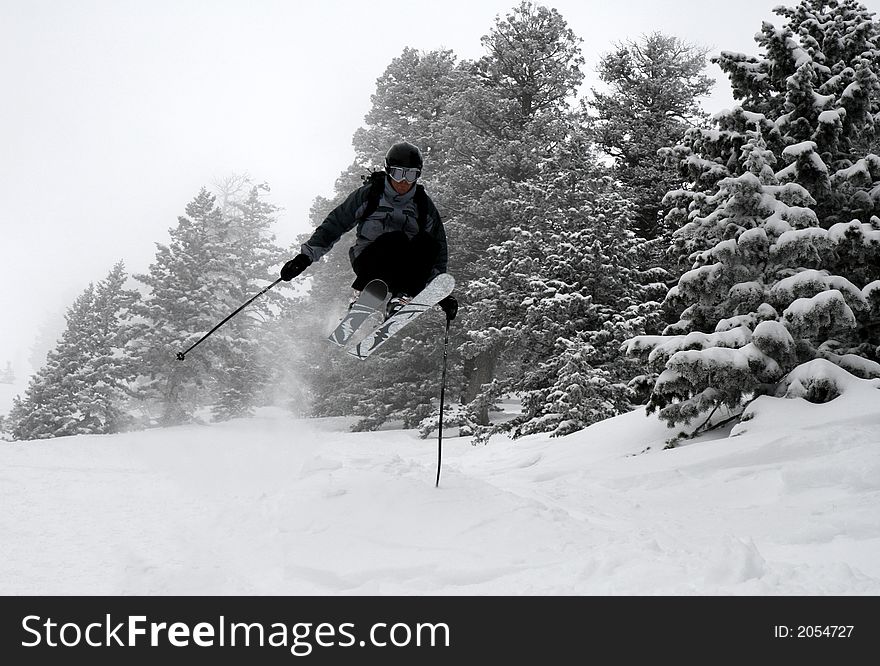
top-left (359, 170), bottom-right (430, 231)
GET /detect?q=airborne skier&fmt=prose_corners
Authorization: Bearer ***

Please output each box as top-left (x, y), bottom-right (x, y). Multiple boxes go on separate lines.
top-left (279, 141), bottom-right (457, 324)
top-left (176, 143), bottom-right (456, 363)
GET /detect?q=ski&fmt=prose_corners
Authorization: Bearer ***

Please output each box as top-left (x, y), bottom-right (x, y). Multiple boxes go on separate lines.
top-left (327, 279), bottom-right (389, 347)
top-left (348, 273), bottom-right (455, 360)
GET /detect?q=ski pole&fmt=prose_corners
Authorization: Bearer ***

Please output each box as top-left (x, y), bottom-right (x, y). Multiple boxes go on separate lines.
top-left (436, 315), bottom-right (452, 488)
top-left (176, 277), bottom-right (283, 361)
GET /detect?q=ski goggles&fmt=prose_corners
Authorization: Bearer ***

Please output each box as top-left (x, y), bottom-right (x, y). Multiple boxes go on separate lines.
top-left (387, 166), bottom-right (421, 183)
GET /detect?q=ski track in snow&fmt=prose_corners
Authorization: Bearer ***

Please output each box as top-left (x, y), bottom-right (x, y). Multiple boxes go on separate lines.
top-left (1, 400), bottom-right (879, 595)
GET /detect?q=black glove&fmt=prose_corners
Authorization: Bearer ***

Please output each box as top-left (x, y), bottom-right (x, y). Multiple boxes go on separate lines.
top-left (439, 295), bottom-right (458, 321)
top-left (280, 253), bottom-right (312, 281)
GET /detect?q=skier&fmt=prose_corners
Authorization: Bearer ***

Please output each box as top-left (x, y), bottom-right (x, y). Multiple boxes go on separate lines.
top-left (280, 141), bottom-right (458, 321)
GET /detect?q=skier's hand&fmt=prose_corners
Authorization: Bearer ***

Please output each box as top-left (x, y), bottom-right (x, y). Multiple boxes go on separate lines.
top-left (439, 295), bottom-right (458, 321)
top-left (280, 254), bottom-right (312, 281)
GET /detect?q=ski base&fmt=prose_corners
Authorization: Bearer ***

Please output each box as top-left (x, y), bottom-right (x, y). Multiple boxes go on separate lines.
top-left (348, 273), bottom-right (455, 360)
top-left (327, 279), bottom-right (389, 347)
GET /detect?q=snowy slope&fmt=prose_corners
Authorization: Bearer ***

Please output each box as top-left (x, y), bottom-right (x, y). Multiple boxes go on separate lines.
top-left (1, 387), bottom-right (878, 595)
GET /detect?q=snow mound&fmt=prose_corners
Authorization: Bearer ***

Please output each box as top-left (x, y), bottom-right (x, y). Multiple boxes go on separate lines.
top-left (733, 359), bottom-right (880, 436)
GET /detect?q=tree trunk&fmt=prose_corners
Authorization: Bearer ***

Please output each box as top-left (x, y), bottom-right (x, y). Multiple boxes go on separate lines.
top-left (462, 347), bottom-right (498, 425)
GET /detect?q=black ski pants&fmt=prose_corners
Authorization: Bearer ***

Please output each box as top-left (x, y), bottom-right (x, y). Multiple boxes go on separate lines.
top-left (351, 230), bottom-right (440, 296)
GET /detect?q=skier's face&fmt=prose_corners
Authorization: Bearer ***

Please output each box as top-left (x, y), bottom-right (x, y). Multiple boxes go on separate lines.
top-left (389, 177), bottom-right (414, 195)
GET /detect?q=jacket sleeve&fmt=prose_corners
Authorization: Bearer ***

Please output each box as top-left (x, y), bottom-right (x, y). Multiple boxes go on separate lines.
top-left (300, 186), bottom-right (367, 262)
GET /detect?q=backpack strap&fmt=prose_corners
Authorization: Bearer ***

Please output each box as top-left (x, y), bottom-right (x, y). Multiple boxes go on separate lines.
top-left (358, 171), bottom-right (386, 223)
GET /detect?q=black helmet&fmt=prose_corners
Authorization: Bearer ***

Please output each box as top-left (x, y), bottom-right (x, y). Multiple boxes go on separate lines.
top-left (385, 141), bottom-right (423, 170)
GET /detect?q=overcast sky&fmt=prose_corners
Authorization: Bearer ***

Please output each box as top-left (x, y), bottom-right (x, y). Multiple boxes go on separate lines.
top-left (1, 0), bottom-right (800, 375)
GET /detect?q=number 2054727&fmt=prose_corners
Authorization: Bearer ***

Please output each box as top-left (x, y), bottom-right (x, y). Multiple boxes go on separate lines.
top-left (774, 625), bottom-right (854, 638)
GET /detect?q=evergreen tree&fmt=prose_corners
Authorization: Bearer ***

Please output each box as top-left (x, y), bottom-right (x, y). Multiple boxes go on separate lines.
top-left (130, 185), bottom-right (283, 424)
top-left (352, 47), bottom-right (466, 168)
top-left (477, 0), bottom-right (585, 120)
top-left (129, 189), bottom-right (225, 425)
top-left (626, 0), bottom-right (880, 437)
top-left (457, 133), bottom-right (661, 439)
top-left (79, 261), bottom-right (140, 433)
top-left (9, 286), bottom-right (94, 439)
top-left (452, 1), bottom-right (587, 424)
top-left (210, 182), bottom-right (286, 421)
top-left (590, 32), bottom-right (714, 240)
top-left (9, 263), bottom-right (138, 439)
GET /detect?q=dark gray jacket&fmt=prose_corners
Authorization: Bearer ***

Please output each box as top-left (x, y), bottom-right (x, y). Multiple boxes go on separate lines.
top-left (301, 176), bottom-right (448, 278)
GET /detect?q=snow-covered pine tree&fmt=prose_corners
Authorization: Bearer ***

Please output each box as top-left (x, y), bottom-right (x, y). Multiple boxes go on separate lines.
top-left (453, 1), bottom-right (587, 425)
top-left (625, 0), bottom-right (880, 436)
top-left (131, 184), bottom-right (284, 425)
top-left (130, 185), bottom-right (283, 424)
top-left (130, 189), bottom-right (225, 425)
top-left (589, 32), bottom-right (714, 241)
top-left (8, 286), bottom-right (95, 439)
top-left (461, 131), bottom-right (660, 439)
top-left (352, 47), bottom-right (465, 173)
top-left (9, 263), bottom-right (139, 439)
top-left (208, 182), bottom-right (286, 421)
top-left (78, 261), bottom-right (140, 433)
